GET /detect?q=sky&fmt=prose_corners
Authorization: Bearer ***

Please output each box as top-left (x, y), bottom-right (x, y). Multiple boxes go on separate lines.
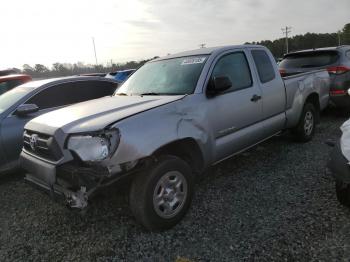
top-left (0, 0), bottom-right (349, 69)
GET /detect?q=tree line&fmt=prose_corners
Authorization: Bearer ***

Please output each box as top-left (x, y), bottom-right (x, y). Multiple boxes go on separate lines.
top-left (10, 23), bottom-right (350, 78)
top-left (246, 23), bottom-right (350, 58)
top-left (16, 58), bottom-right (158, 79)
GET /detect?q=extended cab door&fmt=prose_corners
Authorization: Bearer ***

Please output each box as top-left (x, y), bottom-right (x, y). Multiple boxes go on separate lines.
top-left (205, 50), bottom-right (264, 162)
top-left (250, 49), bottom-right (286, 135)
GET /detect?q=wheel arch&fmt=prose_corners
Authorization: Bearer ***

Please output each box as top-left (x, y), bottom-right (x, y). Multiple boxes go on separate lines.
top-left (152, 138), bottom-right (205, 175)
top-left (304, 92), bottom-right (320, 123)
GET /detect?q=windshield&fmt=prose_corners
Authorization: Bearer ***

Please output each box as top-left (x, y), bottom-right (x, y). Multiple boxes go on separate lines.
top-left (116, 56), bottom-right (208, 95)
top-left (280, 51), bottom-right (339, 69)
top-left (0, 85), bottom-right (34, 114)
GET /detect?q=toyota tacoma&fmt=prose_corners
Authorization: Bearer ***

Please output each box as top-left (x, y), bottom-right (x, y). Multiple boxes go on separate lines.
top-left (20, 45), bottom-right (330, 231)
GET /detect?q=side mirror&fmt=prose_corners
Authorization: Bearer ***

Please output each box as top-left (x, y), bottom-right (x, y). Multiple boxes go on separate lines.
top-left (15, 104), bottom-right (39, 116)
top-left (207, 76), bottom-right (232, 96)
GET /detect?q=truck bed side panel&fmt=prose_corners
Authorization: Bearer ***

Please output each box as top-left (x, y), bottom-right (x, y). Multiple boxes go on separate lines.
top-left (284, 70), bottom-right (329, 128)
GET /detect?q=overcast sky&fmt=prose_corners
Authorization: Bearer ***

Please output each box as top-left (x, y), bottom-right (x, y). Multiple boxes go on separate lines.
top-left (0, 0), bottom-right (349, 69)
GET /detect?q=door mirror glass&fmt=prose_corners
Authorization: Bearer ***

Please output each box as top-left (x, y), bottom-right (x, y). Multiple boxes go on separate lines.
top-left (208, 76), bottom-right (232, 95)
top-left (15, 104), bottom-right (39, 116)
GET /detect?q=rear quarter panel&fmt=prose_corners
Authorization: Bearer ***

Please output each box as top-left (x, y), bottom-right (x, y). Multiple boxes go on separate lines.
top-left (284, 70), bottom-right (330, 128)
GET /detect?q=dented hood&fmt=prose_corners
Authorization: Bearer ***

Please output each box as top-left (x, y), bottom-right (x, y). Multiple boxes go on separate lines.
top-left (25, 95), bottom-right (185, 134)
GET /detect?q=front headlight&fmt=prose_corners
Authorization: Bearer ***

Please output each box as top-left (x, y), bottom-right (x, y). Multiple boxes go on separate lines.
top-left (67, 129), bottom-right (120, 162)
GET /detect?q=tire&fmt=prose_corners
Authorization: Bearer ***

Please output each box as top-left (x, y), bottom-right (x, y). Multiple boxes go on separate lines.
top-left (292, 103), bottom-right (317, 142)
top-left (336, 180), bottom-right (350, 207)
top-left (129, 155), bottom-right (194, 231)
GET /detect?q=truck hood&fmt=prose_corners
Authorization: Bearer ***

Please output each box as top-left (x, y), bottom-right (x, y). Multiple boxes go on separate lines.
top-left (25, 95), bottom-right (185, 134)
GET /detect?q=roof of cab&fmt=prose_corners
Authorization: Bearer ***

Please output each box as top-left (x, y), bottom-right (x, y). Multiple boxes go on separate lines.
top-left (152, 44), bottom-right (264, 62)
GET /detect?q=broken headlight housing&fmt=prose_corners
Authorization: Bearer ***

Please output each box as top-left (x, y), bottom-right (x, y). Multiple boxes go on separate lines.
top-left (67, 129), bottom-right (120, 162)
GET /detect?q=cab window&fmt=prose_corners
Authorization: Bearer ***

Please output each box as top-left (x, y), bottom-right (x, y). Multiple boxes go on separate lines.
top-left (212, 52), bottom-right (252, 92)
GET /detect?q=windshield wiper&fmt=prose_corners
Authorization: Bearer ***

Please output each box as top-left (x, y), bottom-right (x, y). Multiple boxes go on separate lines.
top-left (115, 93), bottom-right (128, 96)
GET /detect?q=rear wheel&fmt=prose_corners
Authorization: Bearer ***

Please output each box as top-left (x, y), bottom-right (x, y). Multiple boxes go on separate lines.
top-left (129, 155), bottom-right (194, 231)
top-left (292, 103), bottom-right (317, 142)
top-left (336, 180), bottom-right (350, 207)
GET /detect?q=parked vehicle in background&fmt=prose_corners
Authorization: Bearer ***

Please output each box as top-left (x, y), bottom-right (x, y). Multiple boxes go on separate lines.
top-left (0, 69), bottom-right (20, 76)
top-left (79, 73), bottom-right (107, 77)
top-left (279, 46), bottom-right (350, 107)
top-left (0, 74), bottom-right (32, 95)
top-left (21, 45), bottom-right (329, 231)
top-left (105, 69), bottom-right (136, 83)
top-left (0, 76), bottom-right (118, 174)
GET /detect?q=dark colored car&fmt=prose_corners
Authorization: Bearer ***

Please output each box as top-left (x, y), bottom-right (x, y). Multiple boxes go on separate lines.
top-left (105, 69), bottom-right (136, 83)
top-left (0, 74), bottom-right (32, 95)
top-left (0, 69), bottom-right (20, 76)
top-left (279, 46), bottom-right (350, 107)
top-left (0, 76), bottom-right (118, 173)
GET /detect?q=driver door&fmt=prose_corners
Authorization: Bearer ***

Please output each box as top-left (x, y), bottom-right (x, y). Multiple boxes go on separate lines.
top-left (205, 50), bottom-right (264, 162)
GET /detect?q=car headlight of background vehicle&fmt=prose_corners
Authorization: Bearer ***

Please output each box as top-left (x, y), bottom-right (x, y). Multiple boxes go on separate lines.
top-left (67, 129), bottom-right (120, 162)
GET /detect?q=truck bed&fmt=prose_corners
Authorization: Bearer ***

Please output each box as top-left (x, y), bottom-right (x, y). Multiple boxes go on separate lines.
top-left (283, 69), bottom-right (330, 127)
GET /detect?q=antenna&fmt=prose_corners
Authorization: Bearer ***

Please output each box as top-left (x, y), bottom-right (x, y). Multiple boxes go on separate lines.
top-left (92, 37), bottom-right (98, 65)
top-left (199, 43), bottom-right (206, 48)
top-left (338, 30), bottom-right (342, 46)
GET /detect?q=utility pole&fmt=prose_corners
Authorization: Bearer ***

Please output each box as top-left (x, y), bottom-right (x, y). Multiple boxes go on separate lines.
top-left (281, 26), bottom-right (292, 54)
top-left (338, 31), bottom-right (341, 46)
top-left (92, 37), bottom-right (98, 65)
top-left (199, 43), bottom-right (206, 48)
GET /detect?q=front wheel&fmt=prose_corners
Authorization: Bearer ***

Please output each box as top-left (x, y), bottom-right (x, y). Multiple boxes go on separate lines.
top-left (129, 155), bottom-right (194, 231)
top-left (292, 103), bottom-right (317, 142)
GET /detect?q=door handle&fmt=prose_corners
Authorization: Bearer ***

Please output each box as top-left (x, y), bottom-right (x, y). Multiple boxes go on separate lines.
top-left (250, 94), bottom-right (261, 102)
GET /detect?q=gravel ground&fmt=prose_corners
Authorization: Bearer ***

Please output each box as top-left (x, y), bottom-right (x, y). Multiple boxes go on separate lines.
top-left (1, 109), bottom-right (350, 261)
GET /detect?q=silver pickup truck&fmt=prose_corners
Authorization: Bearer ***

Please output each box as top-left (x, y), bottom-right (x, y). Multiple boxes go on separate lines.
top-left (20, 45), bottom-right (330, 231)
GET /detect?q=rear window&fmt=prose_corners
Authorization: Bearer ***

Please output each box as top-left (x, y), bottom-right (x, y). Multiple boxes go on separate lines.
top-left (279, 51), bottom-right (339, 69)
top-left (0, 79), bottom-right (25, 95)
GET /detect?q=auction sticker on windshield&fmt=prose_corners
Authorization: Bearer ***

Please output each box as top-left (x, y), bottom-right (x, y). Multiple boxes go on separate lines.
top-left (181, 57), bottom-right (206, 65)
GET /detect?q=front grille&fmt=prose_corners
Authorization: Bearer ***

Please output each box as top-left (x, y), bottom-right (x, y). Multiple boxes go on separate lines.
top-left (23, 130), bottom-right (63, 161)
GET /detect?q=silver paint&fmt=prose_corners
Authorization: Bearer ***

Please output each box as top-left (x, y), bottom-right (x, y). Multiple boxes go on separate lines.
top-left (21, 45), bottom-right (330, 189)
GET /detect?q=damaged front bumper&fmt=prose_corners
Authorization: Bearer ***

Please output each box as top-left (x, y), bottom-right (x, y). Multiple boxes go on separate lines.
top-left (21, 151), bottom-right (91, 209)
top-left (20, 151), bottom-right (141, 209)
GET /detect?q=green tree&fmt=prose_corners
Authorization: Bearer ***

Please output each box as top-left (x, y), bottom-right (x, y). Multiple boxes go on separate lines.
top-left (22, 64), bottom-right (34, 75)
top-left (342, 23), bottom-right (350, 44)
top-left (34, 64), bottom-right (48, 74)
top-left (52, 63), bottom-right (61, 72)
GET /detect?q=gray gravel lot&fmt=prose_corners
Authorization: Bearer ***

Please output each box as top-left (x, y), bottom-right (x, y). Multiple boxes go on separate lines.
top-left (1, 109), bottom-right (350, 261)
